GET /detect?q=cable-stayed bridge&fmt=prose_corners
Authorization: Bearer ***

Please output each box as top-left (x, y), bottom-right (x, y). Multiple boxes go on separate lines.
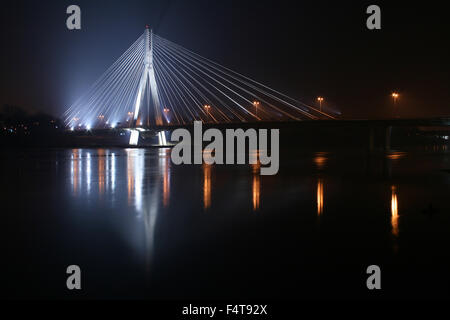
top-left (63, 26), bottom-right (335, 145)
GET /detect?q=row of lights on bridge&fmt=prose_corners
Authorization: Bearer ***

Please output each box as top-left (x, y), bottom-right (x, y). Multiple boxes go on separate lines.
top-left (315, 92), bottom-right (400, 111)
top-left (71, 93), bottom-right (401, 131)
top-left (73, 98), bottom-right (320, 130)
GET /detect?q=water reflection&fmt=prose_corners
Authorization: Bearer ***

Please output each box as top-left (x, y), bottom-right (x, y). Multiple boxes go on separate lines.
top-left (70, 148), bottom-right (172, 211)
top-left (160, 149), bottom-right (171, 208)
top-left (252, 163), bottom-right (261, 211)
top-left (202, 150), bottom-right (214, 210)
top-left (126, 150), bottom-right (135, 206)
top-left (66, 148), bottom-right (417, 274)
top-left (426, 145), bottom-right (449, 152)
top-left (314, 152), bottom-right (328, 170)
top-left (70, 149), bottom-right (80, 195)
top-left (387, 152), bottom-right (407, 160)
top-left (314, 153), bottom-right (327, 217)
top-left (203, 163), bottom-right (212, 210)
top-left (55, 146), bottom-right (450, 299)
top-left (126, 149), bottom-right (145, 211)
top-left (124, 148), bottom-right (171, 271)
top-left (73, 148), bottom-right (159, 270)
top-left (98, 149), bottom-right (106, 196)
top-left (86, 152), bottom-right (92, 194)
top-left (317, 178), bottom-right (324, 217)
top-left (111, 152), bottom-right (116, 192)
top-left (391, 185), bottom-right (399, 237)
top-left (383, 151), bottom-right (407, 178)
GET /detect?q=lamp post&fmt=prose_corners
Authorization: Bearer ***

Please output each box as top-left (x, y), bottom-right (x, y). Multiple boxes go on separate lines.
top-left (98, 114), bottom-right (105, 128)
top-left (391, 92), bottom-right (400, 117)
top-left (127, 111), bottom-right (133, 126)
top-left (253, 101), bottom-right (260, 117)
top-left (204, 104), bottom-right (211, 120)
top-left (317, 97), bottom-right (324, 112)
top-left (392, 92), bottom-right (399, 105)
top-left (163, 107), bottom-right (170, 124)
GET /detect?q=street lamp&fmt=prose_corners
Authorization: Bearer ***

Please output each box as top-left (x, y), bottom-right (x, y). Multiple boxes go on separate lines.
top-left (126, 111), bottom-right (134, 125)
top-left (392, 92), bottom-right (399, 104)
top-left (391, 92), bottom-right (400, 117)
top-left (253, 101), bottom-right (260, 116)
top-left (204, 104), bottom-right (211, 118)
top-left (163, 108), bottom-right (170, 124)
top-left (317, 97), bottom-right (324, 112)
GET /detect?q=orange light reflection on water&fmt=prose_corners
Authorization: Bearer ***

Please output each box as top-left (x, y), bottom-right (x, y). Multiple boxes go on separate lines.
top-left (98, 149), bottom-right (105, 196)
top-left (317, 178), bottom-right (324, 216)
top-left (203, 163), bottom-right (211, 210)
top-left (252, 163), bottom-right (261, 211)
top-left (391, 186), bottom-right (399, 237)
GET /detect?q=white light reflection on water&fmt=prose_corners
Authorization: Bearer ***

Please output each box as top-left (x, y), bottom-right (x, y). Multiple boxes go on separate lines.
top-left (86, 151), bottom-right (91, 194)
top-left (111, 152), bottom-right (116, 192)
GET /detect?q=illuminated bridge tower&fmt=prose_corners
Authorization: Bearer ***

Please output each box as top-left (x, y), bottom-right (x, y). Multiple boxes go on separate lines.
top-left (130, 25), bottom-right (164, 145)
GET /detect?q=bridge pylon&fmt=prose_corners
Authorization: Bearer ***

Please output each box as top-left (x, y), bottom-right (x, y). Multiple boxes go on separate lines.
top-left (130, 26), bottom-right (163, 145)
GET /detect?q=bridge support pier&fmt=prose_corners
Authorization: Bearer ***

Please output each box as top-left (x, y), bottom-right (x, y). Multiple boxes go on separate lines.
top-left (130, 129), bottom-right (140, 146)
top-left (368, 126), bottom-right (375, 154)
top-left (157, 130), bottom-right (168, 146)
top-left (385, 126), bottom-right (392, 153)
top-left (367, 125), bottom-right (392, 154)
top-left (129, 26), bottom-right (162, 146)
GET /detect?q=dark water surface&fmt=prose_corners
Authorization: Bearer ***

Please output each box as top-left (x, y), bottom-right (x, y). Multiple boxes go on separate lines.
top-left (1, 147), bottom-right (450, 299)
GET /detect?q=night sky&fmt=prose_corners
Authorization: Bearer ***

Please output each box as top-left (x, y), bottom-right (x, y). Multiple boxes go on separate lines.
top-left (1, 0), bottom-right (449, 119)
